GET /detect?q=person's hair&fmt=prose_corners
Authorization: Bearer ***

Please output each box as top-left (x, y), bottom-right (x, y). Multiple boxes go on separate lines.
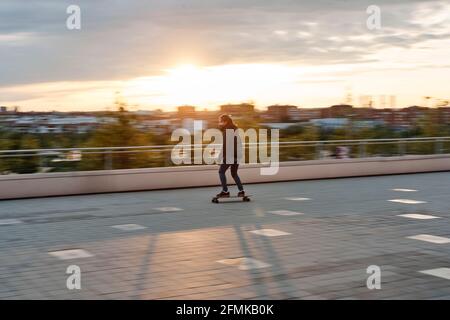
top-left (219, 114), bottom-right (237, 128)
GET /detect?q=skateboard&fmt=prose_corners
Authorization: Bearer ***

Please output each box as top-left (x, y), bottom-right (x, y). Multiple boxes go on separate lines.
top-left (212, 194), bottom-right (251, 203)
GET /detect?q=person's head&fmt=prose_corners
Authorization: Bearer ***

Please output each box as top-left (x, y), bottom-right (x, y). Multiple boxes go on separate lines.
top-left (219, 114), bottom-right (236, 129)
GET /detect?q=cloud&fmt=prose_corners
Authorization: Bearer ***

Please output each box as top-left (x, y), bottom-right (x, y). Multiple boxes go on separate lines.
top-left (0, 32), bottom-right (37, 44)
top-left (0, 0), bottom-right (448, 90)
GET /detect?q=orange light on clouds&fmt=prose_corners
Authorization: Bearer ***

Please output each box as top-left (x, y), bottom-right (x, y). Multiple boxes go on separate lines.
top-left (123, 63), bottom-right (316, 108)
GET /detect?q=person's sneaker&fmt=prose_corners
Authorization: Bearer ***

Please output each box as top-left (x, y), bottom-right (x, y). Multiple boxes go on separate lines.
top-left (216, 191), bottom-right (230, 198)
top-left (237, 190), bottom-right (246, 197)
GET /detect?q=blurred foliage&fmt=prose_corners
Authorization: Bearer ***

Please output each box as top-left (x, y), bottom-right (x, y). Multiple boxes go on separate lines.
top-left (0, 133), bottom-right (40, 174)
top-left (77, 105), bottom-right (165, 170)
top-left (0, 107), bottom-right (449, 174)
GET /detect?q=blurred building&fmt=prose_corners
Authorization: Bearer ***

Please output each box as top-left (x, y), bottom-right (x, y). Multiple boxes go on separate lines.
top-left (437, 106), bottom-right (450, 124)
top-left (310, 118), bottom-right (349, 129)
top-left (374, 108), bottom-right (395, 125)
top-left (353, 107), bottom-right (377, 120)
top-left (389, 96), bottom-right (397, 109)
top-left (261, 123), bottom-right (299, 130)
top-left (137, 119), bottom-right (176, 135)
top-left (359, 95), bottom-right (396, 108)
top-left (321, 104), bottom-right (354, 118)
top-left (353, 120), bottom-right (385, 128)
top-left (1, 113), bottom-right (114, 134)
top-left (298, 108), bottom-right (322, 121)
top-left (133, 110), bottom-right (156, 116)
top-left (359, 95), bottom-right (373, 108)
top-left (220, 103), bottom-right (255, 116)
top-left (403, 106), bottom-right (428, 126)
top-left (177, 105), bottom-right (196, 118)
top-left (181, 118), bottom-right (207, 134)
top-left (266, 105), bottom-right (299, 122)
top-left (370, 106), bottom-right (427, 129)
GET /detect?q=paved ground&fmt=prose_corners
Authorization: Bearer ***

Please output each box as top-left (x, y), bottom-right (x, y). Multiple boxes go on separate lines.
top-left (1, 172), bottom-right (450, 300)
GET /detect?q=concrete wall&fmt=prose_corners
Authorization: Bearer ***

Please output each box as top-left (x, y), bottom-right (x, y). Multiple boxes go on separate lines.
top-left (1, 154), bottom-right (449, 199)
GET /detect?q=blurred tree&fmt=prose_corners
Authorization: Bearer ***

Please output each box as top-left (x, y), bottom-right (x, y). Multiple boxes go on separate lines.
top-left (407, 109), bottom-right (443, 155)
top-left (11, 135), bottom-right (40, 174)
top-left (418, 109), bottom-right (440, 137)
top-left (0, 131), bottom-right (12, 173)
top-left (235, 118), bottom-right (261, 131)
top-left (279, 125), bottom-right (319, 160)
top-left (79, 105), bottom-right (163, 170)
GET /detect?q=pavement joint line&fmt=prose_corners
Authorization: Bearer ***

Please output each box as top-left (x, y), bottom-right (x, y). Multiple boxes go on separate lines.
top-left (407, 234), bottom-right (450, 244)
top-left (48, 249), bottom-right (94, 260)
top-left (268, 210), bottom-right (304, 216)
top-left (153, 207), bottom-right (184, 212)
top-left (249, 229), bottom-right (292, 237)
top-left (419, 268), bottom-right (450, 280)
top-left (397, 213), bottom-right (441, 220)
top-left (389, 199), bottom-right (427, 204)
top-left (217, 257), bottom-right (272, 270)
top-left (111, 224), bottom-right (147, 231)
top-left (0, 219), bottom-right (23, 226)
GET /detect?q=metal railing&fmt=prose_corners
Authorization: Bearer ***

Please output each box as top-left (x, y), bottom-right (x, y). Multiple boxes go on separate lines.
top-left (1, 137), bottom-right (449, 174)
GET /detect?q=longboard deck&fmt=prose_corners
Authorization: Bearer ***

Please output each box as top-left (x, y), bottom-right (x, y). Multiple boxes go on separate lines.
top-left (212, 195), bottom-right (252, 203)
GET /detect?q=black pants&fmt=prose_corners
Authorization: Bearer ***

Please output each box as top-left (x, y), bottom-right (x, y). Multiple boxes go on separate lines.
top-left (219, 164), bottom-right (244, 192)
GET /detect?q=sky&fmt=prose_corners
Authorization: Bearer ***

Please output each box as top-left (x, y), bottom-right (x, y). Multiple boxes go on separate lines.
top-left (0, 0), bottom-right (449, 111)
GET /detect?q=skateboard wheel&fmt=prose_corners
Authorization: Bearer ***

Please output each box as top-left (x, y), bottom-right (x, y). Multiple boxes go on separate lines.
top-left (243, 197), bottom-right (250, 202)
top-left (212, 198), bottom-right (219, 203)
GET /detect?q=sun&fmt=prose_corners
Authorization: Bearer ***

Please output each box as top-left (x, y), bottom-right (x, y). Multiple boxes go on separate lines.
top-left (166, 64), bottom-right (200, 76)
top-left (160, 64), bottom-right (211, 105)
top-left (123, 63), bottom-right (306, 108)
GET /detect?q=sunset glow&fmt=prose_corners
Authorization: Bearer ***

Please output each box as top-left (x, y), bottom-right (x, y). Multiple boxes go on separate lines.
top-left (1, 0), bottom-right (449, 111)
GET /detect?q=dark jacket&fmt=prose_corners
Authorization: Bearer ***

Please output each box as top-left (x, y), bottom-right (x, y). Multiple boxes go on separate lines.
top-left (220, 124), bottom-right (240, 164)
